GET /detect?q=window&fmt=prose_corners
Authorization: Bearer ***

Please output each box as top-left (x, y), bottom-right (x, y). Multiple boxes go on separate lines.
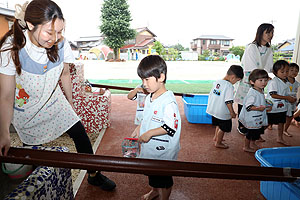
top-left (203, 40), bottom-right (206, 45)
top-left (222, 40), bottom-right (230, 46)
top-left (210, 40), bottom-right (217, 45)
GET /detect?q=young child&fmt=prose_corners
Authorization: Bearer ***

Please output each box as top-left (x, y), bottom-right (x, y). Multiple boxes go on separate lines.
top-left (127, 84), bottom-right (148, 125)
top-left (131, 55), bottom-right (181, 200)
top-left (266, 60), bottom-right (297, 145)
top-left (239, 69), bottom-right (270, 152)
top-left (284, 63), bottom-right (300, 136)
top-left (206, 65), bottom-right (244, 149)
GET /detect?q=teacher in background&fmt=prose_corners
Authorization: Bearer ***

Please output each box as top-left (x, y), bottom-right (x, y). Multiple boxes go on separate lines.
top-left (235, 23), bottom-right (274, 136)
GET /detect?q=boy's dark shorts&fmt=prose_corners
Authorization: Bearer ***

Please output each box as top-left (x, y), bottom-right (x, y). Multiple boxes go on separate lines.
top-left (267, 112), bottom-right (286, 124)
top-left (148, 175), bottom-right (173, 188)
top-left (244, 127), bottom-right (264, 141)
top-left (212, 116), bottom-right (232, 132)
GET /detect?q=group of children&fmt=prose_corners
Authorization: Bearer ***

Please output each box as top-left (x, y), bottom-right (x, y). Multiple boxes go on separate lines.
top-left (207, 60), bottom-right (300, 152)
top-left (126, 55), bottom-right (299, 199)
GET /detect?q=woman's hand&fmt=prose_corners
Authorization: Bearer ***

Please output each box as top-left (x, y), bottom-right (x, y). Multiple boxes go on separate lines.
top-left (0, 74), bottom-right (15, 156)
top-left (0, 132), bottom-right (11, 156)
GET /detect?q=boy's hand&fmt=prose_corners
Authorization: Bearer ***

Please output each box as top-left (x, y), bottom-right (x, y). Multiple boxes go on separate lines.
top-left (136, 87), bottom-right (145, 93)
top-left (257, 105), bottom-right (266, 112)
top-left (266, 106), bottom-right (272, 112)
top-left (138, 131), bottom-right (152, 143)
top-left (287, 96), bottom-right (297, 103)
top-left (131, 126), bottom-right (140, 138)
top-left (230, 112), bottom-right (236, 119)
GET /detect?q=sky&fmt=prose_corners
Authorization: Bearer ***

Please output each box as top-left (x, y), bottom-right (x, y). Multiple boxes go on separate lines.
top-left (3, 0), bottom-right (300, 48)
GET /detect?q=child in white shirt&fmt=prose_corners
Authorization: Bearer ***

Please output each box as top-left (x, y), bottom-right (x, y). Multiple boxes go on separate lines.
top-left (131, 55), bottom-right (181, 200)
top-left (206, 65), bottom-right (244, 149)
top-left (284, 63), bottom-right (300, 136)
top-left (266, 60), bottom-right (297, 145)
top-left (239, 69), bottom-right (270, 153)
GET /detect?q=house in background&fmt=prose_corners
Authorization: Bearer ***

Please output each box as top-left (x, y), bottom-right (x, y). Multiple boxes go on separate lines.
top-left (69, 41), bottom-right (78, 51)
top-left (74, 27), bottom-right (156, 60)
top-left (191, 35), bottom-right (234, 56)
top-left (74, 36), bottom-right (104, 52)
top-left (120, 27), bottom-right (156, 60)
top-left (277, 38), bottom-right (295, 54)
top-left (0, 7), bottom-right (14, 38)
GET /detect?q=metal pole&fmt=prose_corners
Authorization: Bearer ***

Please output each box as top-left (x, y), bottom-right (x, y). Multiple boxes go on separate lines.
top-left (1, 147), bottom-right (299, 182)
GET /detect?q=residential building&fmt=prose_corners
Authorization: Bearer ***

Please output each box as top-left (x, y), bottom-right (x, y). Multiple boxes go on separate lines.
top-left (277, 38), bottom-right (295, 54)
top-left (191, 35), bottom-right (234, 56)
top-left (74, 36), bottom-right (104, 52)
top-left (0, 6), bottom-right (14, 38)
top-left (74, 27), bottom-right (156, 60)
top-left (120, 27), bottom-right (156, 60)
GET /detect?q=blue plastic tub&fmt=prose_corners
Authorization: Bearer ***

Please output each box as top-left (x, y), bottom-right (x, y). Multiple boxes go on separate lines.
top-left (255, 147), bottom-right (300, 200)
top-left (182, 94), bottom-right (212, 124)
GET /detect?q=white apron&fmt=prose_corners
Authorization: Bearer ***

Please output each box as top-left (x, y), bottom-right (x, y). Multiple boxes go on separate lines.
top-left (12, 40), bottom-right (80, 145)
top-left (234, 43), bottom-right (272, 105)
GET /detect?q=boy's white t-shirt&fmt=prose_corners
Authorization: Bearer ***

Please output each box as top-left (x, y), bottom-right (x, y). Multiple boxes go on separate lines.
top-left (266, 76), bottom-right (289, 113)
top-left (206, 79), bottom-right (234, 120)
top-left (139, 91), bottom-right (181, 161)
top-left (239, 88), bottom-right (268, 129)
top-left (286, 80), bottom-right (300, 116)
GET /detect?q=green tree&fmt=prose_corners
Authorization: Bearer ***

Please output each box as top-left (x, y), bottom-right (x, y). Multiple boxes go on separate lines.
top-left (199, 49), bottom-right (210, 61)
top-left (167, 48), bottom-right (179, 61)
top-left (229, 46), bottom-right (245, 60)
top-left (100, 0), bottom-right (136, 60)
top-left (152, 41), bottom-right (165, 55)
top-left (172, 43), bottom-right (185, 51)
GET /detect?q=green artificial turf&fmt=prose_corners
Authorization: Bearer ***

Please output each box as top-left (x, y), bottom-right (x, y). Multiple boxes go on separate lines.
top-left (89, 79), bottom-right (214, 94)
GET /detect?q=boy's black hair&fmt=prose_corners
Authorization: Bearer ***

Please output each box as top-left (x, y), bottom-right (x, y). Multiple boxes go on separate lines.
top-left (227, 65), bottom-right (244, 79)
top-left (290, 62), bottom-right (299, 71)
top-left (137, 55), bottom-right (167, 83)
top-left (248, 69), bottom-right (269, 86)
top-left (273, 60), bottom-right (289, 75)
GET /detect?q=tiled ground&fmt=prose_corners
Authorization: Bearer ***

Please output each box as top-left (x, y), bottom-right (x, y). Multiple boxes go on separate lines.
top-left (75, 94), bottom-right (300, 200)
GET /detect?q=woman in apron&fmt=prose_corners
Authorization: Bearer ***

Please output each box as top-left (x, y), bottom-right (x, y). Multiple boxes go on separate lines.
top-left (0, 0), bottom-right (115, 191)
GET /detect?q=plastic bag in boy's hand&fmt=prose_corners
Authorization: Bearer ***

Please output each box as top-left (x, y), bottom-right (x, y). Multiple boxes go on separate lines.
top-left (121, 138), bottom-right (139, 158)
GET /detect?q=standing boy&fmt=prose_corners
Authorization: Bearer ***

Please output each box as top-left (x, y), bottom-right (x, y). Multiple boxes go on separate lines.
top-left (206, 65), bottom-right (244, 149)
top-left (131, 55), bottom-right (181, 200)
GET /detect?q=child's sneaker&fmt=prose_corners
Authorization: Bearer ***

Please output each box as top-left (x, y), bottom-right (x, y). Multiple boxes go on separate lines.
top-left (87, 172), bottom-right (116, 191)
